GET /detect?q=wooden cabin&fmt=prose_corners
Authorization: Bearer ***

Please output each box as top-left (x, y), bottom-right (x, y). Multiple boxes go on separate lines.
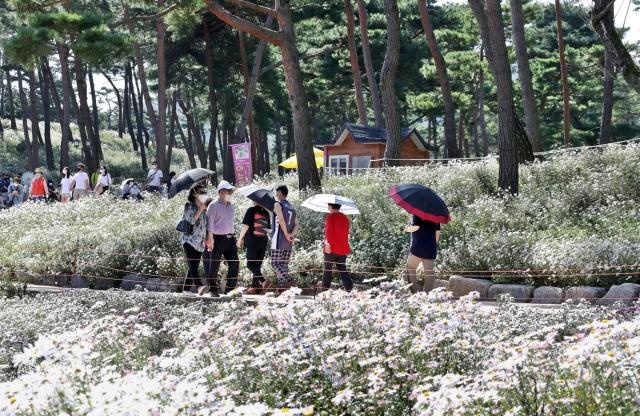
top-left (322, 123), bottom-right (437, 174)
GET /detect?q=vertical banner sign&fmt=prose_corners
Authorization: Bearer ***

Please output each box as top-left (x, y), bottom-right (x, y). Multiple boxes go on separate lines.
top-left (231, 143), bottom-right (253, 186)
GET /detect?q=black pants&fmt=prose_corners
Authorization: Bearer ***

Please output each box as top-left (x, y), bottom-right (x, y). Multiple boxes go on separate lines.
top-left (204, 235), bottom-right (239, 293)
top-left (246, 238), bottom-right (268, 288)
top-left (322, 253), bottom-right (353, 291)
top-left (183, 243), bottom-right (203, 290)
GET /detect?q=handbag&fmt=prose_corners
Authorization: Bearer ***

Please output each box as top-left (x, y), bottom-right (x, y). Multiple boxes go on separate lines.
top-left (176, 219), bottom-right (193, 234)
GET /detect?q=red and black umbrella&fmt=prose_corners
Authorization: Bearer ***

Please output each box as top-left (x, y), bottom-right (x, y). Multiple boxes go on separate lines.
top-left (389, 183), bottom-right (451, 224)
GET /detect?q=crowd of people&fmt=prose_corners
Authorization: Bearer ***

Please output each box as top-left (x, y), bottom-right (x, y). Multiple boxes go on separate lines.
top-left (0, 162), bottom-right (177, 208)
top-left (0, 162), bottom-right (441, 295)
top-left (178, 181), bottom-right (440, 297)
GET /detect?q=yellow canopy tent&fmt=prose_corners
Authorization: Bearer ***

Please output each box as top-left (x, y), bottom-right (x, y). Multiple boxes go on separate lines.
top-left (279, 148), bottom-right (324, 169)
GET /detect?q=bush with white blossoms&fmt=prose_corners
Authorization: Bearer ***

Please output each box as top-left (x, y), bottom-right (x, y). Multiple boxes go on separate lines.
top-left (2, 143), bottom-right (640, 287)
top-left (0, 288), bottom-right (635, 415)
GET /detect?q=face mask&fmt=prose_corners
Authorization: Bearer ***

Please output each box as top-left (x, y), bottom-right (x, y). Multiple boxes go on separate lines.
top-left (224, 194), bottom-right (233, 203)
top-left (100, 170), bottom-right (106, 175)
top-left (198, 195), bottom-right (208, 204)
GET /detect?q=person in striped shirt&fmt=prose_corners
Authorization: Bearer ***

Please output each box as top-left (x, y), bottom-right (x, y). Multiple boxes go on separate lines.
top-left (264, 185), bottom-right (299, 292)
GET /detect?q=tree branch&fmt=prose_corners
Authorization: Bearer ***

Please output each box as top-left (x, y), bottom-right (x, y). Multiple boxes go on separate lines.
top-left (259, 41), bottom-right (344, 76)
top-left (591, 0), bottom-right (615, 24)
top-left (223, 0), bottom-right (283, 23)
top-left (204, 0), bottom-right (284, 46)
top-left (112, 1), bottom-right (183, 26)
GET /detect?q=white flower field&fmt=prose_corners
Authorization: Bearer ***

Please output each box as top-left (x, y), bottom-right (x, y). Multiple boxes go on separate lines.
top-left (1, 143), bottom-right (640, 414)
top-left (0, 288), bottom-right (636, 415)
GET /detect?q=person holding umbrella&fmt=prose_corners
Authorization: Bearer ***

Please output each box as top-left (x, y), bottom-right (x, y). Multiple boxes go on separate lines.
top-left (322, 203), bottom-right (353, 292)
top-left (236, 185), bottom-right (276, 294)
top-left (237, 200), bottom-right (271, 294)
top-left (179, 184), bottom-right (210, 293)
top-left (203, 180), bottom-right (239, 296)
top-left (405, 216), bottom-right (440, 293)
top-left (265, 185), bottom-right (299, 292)
top-left (301, 194), bottom-right (359, 292)
top-left (389, 184), bottom-right (450, 293)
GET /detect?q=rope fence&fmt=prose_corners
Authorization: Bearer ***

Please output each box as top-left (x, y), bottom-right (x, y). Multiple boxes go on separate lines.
top-left (6, 270), bottom-right (640, 304)
top-left (7, 246), bottom-right (640, 275)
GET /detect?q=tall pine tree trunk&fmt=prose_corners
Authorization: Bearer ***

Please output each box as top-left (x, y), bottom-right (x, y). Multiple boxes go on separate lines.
top-left (124, 5), bottom-right (158, 138)
top-left (156, 0), bottom-right (168, 172)
top-left (127, 62), bottom-right (147, 170)
top-left (132, 68), bottom-right (151, 147)
top-left (27, 70), bottom-right (41, 168)
top-left (277, 0), bottom-right (320, 187)
top-left (417, 0), bottom-right (459, 158)
top-left (88, 69), bottom-right (102, 159)
top-left (203, 15), bottom-right (219, 183)
top-left (102, 71), bottom-right (124, 138)
top-left (38, 63), bottom-right (54, 170)
top-left (178, 98), bottom-right (207, 168)
top-left (5, 69), bottom-right (17, 130)
top-left (487, 0), bottom-right (518, 192)
top-left (237, 27), bottom-right (260, 175)
top-left (511, 0), bottom-right (542, 152)
top-left (174, 95), bottom-right (197, 169)
top-left (123, 64), bottom-right (138, 153)
top-left (167, 96), bottom-right (177, 169)
top-left (17, 68), bottom-right (34, 171)
top-left (57, 44), bottom-right (72, 169)
top-left (344, 0), bottom-right (367, 125)
top-left (355, 0), bottom-right (384, 127)
top-left (479, 47), bottom-right (489, 156)
top-left (74, 61), bottom-right (99, 171)
top-left (275, 121), bottom-right (284, 175)
top-left (44, 59), bottom-right (63, 125)
top-left (555, 0), bottom-right (571, 147)
top-left (599, 47), bottom-right (615, 144)
top-left (381, 0), bottom-right (402, 166)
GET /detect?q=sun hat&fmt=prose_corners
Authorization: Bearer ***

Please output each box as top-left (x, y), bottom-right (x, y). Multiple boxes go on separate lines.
top-left (216, 180), bottom-right (236, 192)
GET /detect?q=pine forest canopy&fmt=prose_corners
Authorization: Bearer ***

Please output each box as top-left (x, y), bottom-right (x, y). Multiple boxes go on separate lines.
top-left (0, 0), bottom-right (638, 191)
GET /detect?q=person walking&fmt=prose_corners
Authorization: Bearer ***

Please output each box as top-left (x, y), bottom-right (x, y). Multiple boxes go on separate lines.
top-left (29, 168), bottom-right (48, 202)
top-left (7, 177), bottom-right (25, 207)
top-left (265, 185), bottom-right (299, 292)
top-left (321, 203), bottom-right (353, 292)
top-left (146, 161), bottom-right (164, 193)
top-left (72, 163), bottom-right (90, 200)
top-left (179, 184), bottom-right (210, 293)
top-left (203, 180), bottom-right (239, 297)
top-left (405, 215), bottom-right (441, 293)
top-left (94, 166), bottom-right (112, 195)
top-left (238, 201), bottom-right (271, 294)
top-left (60, 167), bottom-right (73, 203)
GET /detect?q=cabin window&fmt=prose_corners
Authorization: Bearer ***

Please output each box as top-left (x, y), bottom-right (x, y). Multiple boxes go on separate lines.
top-left (352, 156), bottom-right (371, 172)
top-left (329, 155), bottom-right (349, 175)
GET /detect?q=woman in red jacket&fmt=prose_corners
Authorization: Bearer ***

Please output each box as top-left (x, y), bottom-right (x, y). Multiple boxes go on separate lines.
top-left (321, 203), bottom-right (353, 291)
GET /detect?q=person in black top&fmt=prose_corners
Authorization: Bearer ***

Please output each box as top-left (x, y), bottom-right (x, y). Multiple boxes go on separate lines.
top-left (406, 215), bottom-right (441, 293)
top-left (238, 202), bottom-right (271, 294)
